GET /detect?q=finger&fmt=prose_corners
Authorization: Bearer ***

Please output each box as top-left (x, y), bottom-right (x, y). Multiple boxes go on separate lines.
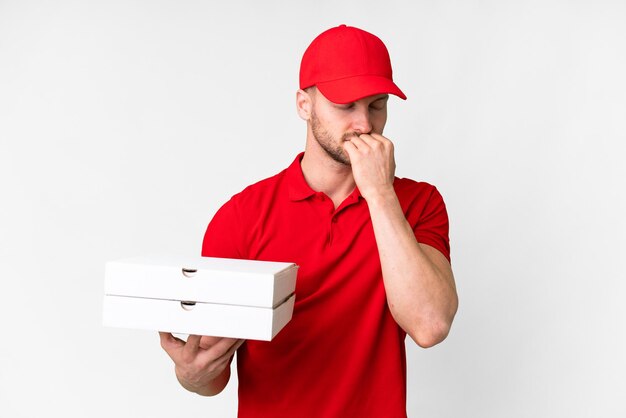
top-left (182, 334), bottom-right (202, 358)
top-left (200, 335), bottom-right (239, 350)
top-left (159, 332), bottom-right (184, 350)
top-left (361, 133), bottom-right (393, 146)
top-left (343, 138), bottom-right (359, 158)
top-left (230, 339), bottom-right (245, 352)
top-left (357, 133), bottom-right (377, 144)
top-left (209, 350), bottom-right (237, 373)
top-left (368, 133), bottom-right (390, 142)
top-left (209, 339), bottom-right (245, 367)
top-left (220, 339), bottom-right (245, 360)
top-left (358, 134), bottom-right (384, 150)
top-left (212, 338), bottom-right (243, 356)
top-left (209, 339), bottom-right (244, 366)
top-left (233, 339), bottom-right (245, 352)
top-left (345, 137), bottom-right (370, 159)
top-left (159, 332), bottom-right (185, 362)
top-left (199, 335), bottom-right (222, 350)
top-left (197, 338), bottom-right (244, 364)
top-left (369, 133), bottom-right (394, 152)
top-left (347, 135), bottom-right (368, 150)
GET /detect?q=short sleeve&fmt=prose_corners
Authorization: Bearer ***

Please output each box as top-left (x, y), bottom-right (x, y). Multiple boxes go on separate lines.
top-left (201, 196), bottom-right (245, 259)
top-left (406, 185), bottom-right (451, 262)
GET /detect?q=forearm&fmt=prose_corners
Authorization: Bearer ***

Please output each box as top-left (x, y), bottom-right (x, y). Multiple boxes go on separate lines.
top-left (367, 189), bottom-right (458, 347)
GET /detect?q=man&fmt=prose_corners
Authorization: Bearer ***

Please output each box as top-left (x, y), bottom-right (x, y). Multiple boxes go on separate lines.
top-left (160, 24), bottom-right (458, 417)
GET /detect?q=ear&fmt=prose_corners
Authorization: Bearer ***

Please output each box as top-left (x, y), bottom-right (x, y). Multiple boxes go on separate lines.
top-left (296, 89), bottom-right (313, 121)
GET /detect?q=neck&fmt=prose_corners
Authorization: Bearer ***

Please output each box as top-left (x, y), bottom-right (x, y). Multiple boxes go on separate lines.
top-left (300, 137), bottom-right (356, 208)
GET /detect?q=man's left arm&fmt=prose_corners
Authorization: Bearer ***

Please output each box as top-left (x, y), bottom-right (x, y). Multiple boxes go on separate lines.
top-left (344, 133), bottom-right (458, 348)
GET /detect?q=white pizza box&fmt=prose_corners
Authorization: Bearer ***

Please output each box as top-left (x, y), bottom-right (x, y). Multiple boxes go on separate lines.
top-left (103, 255), bottom-right (298, 341)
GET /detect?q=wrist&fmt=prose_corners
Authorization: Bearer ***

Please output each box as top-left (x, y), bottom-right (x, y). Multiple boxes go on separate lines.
top-left (362, 186), bottom-right (397, 207)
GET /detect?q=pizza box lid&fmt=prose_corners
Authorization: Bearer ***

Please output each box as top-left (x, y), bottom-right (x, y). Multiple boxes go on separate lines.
top-left (104, 255), bottom-right (298, 308)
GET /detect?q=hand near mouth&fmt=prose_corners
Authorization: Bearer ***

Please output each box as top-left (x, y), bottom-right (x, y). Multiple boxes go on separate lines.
top-left (342, 133), bottom-right (396, 202)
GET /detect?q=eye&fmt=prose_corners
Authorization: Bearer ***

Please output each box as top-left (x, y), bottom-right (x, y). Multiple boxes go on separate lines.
top-left (370, 99), bottom-right (388, 111)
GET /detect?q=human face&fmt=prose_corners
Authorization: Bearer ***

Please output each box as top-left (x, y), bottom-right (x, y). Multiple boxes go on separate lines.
top-left (308, 89), bottom-right (389, 165)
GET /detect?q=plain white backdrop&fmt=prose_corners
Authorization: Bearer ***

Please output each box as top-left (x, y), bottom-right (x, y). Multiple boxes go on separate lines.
top-left (1, 0), bottom-right (625, 417)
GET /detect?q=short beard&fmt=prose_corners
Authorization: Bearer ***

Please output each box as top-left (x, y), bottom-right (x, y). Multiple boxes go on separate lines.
top-left (310, 110), bottom-right (358, 166)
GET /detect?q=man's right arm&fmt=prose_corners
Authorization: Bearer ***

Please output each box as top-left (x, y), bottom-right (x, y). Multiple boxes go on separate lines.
top-left (160, 196), bottom-right (246, 395)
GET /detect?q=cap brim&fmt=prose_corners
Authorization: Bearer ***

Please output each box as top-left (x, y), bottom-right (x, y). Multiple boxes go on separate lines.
top-left (315, 75), bottom-right (407, 104)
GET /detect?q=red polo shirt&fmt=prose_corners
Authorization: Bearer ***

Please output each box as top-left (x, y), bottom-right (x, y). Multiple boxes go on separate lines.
top-left (202, 153), bottom-right (450, 418)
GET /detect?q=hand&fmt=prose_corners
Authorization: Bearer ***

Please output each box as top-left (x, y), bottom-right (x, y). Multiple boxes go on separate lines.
top-left (343, 133), bottom-right (396, 201)
top-left (159, 332), bottom-right (244, 394)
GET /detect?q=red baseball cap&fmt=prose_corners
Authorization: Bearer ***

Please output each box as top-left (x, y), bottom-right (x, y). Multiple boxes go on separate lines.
top-left (299, 24), bottom-right (407, 104)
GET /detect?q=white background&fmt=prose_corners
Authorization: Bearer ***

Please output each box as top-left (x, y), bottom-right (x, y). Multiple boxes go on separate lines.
top-left (1, 1), bottom-right (625, 417)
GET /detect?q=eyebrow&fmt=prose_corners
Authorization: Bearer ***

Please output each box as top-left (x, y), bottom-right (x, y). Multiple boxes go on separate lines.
top-left (371, 96), bottom-right (389, 104)
top-left (336, 95), bottom-right (389, 107)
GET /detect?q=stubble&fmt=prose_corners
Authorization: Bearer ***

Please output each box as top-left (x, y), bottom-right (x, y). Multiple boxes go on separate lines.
top-left (310, 109), bottom-right (357, 166)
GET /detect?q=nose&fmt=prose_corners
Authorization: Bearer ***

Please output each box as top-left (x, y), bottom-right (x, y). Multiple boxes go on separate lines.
top-left (350, 107), bottom-right (372, 134)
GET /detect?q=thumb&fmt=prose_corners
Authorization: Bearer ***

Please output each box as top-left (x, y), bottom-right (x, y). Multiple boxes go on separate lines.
top-left (159, 332), bottom-right (185, 360)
